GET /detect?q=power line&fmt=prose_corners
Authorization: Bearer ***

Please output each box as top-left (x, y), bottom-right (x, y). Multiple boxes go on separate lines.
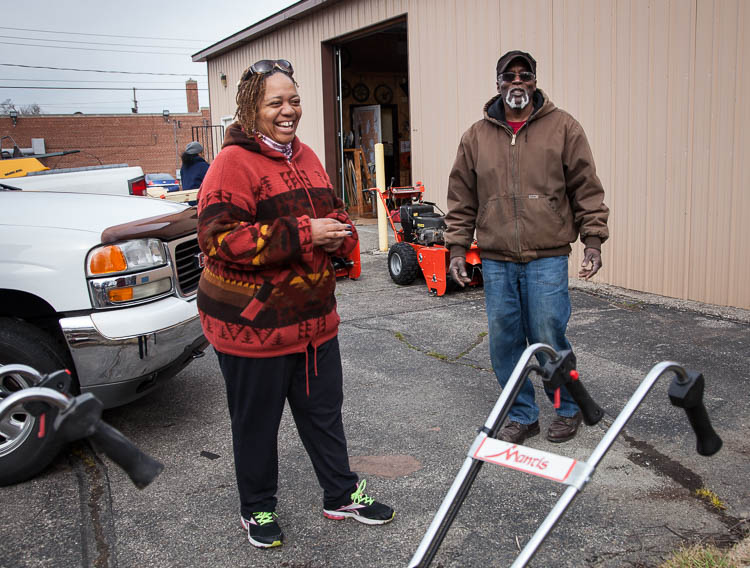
top-left (0, 40), bottom-right (191, 56)
top-left (0, 34), bottom-right (192, 50)
top-left (0, 63), bottom-right (205, 76)
top-left (0, 86), bottom-right (207, 91)
top-left (0, 25), bottom-right (209, 43)
top-left (0, 78), bottom-right (197, 84)
top-left (23, 97), bottom-right (201, 107)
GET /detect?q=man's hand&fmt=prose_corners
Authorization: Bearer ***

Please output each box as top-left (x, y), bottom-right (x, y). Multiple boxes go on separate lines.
top-left (579, 247), bottom-right (602, 280)
top-left (449, 256), bottom-right (472, 287)
top-left (310, 218), bottom-right (351, 252)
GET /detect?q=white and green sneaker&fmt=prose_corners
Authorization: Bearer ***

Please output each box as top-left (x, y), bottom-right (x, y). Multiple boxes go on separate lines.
top-left (323, 479), bottom-right (395, 525)
top-left (240, 512), bottom-right (283, 548)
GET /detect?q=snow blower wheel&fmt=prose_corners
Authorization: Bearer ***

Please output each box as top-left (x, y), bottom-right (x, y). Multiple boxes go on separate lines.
top-left (388, 242), bottom-right (420, 285)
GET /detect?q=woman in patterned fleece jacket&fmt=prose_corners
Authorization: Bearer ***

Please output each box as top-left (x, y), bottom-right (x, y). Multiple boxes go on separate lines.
top-left (196, 60), bottom-right (393, 549)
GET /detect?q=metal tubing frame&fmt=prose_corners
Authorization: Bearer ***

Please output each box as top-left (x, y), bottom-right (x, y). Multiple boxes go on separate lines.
top-left (0, 363), bottom-right (44, 384)
top-left (410, 349), bottom-right (692, 568)
top-left (0, 387), bottom-right (71, 421)
top-left (408, 343), bottom-right (558, 568)
top-left (0, 364), bottom-right (72, 422)
top-left (510, 360), bottom-right (687, 567)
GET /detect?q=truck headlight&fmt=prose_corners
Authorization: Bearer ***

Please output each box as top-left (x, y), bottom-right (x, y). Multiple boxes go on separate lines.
top-left (87, 239), bottom-right (173, 308)
top-left (87, 239), bottom-right (166, 276)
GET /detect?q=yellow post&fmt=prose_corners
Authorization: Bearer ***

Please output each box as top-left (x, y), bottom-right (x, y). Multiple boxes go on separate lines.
top-left (374, 143), bottom-right (388, 251)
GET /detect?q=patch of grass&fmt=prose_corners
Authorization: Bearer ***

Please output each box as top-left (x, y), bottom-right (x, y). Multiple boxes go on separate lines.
top-left (394, 332), bottom-right (419, 351)
top-left (426, 350), bottom-right (448, 361)
top-left (659, 544), bottom-right (737, 568)
top-left (615, 299), bottom-right (645, 311)
top-left (695, 487), bottom-right (727, 511)
top-left (393, 330), bottom-right (492, 372)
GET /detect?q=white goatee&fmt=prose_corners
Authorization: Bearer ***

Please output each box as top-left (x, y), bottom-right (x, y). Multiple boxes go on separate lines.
top-left (505, 90), bottom-right (530, 110)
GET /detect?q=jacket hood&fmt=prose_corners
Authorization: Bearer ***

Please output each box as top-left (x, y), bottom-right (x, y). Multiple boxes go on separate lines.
top-left (222, 121), bottom-right (303, 160)
top-left (484, 88), bottom-right (555, 127)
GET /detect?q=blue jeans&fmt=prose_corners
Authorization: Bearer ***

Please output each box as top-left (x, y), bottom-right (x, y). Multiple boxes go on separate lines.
top-left (483, 256), bottom-right (579, 424)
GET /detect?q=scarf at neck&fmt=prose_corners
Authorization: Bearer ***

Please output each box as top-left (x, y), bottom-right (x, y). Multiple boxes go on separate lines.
top-left (255, 131), bottom-right (293, 160)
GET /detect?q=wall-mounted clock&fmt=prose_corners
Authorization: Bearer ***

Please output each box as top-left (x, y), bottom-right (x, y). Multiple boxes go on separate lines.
top-left (374, 84), bottom-right (393, 104)
top-left (352, 82), bottom-right (370, 102)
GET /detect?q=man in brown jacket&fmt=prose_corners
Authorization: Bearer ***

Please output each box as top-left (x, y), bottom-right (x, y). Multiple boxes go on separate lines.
top-left (446, 50), bottom-right (609, 444)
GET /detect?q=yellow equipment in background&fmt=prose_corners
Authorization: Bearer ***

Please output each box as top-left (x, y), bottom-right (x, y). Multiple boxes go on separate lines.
top-left (0, 157), bottom-right (49, 179)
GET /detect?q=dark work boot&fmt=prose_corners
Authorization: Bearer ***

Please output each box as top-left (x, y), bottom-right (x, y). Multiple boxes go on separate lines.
top-left (546, 412), bottom-right (583, 443)
top-left (497, 420), bottom-right (540, 444)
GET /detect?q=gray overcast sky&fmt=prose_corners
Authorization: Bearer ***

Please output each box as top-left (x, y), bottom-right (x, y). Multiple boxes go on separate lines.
top-left (1, 0), bottom-right (297, 115)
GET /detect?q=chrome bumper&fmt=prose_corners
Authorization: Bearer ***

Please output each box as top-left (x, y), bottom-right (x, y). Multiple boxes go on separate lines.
top-left (60, 309), bottom-right (207, 408)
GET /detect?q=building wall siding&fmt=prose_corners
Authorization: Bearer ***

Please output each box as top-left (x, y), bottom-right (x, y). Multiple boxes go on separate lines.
top-left (203, 0), bottom-right (750, 309)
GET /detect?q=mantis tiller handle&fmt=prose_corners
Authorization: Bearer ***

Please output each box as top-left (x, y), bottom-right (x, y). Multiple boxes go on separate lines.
top-left (542, 349), bottom-right (603, 426)
top-left (54, 392), bottom-right (164, 489)
top-left (565, 372), bottom-right (604, 426)
top-left (668, 370), bottom-right (722, 456)
top-left (90, 422), bottom-right (164, 489)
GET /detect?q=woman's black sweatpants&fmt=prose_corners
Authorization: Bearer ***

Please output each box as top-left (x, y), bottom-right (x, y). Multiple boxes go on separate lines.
top-left (216, 336), bottom-right (358, 518)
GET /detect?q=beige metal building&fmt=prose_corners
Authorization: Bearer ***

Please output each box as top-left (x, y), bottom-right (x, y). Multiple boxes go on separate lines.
top-left (194, 0), bottom-right (750, 310)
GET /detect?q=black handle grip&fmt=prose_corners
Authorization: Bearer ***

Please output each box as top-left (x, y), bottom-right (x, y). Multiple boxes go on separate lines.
top-left (90, 422), bottom-right (164, 489)
top-left (566, 379), bottom-right (604, 426)
top-left (683, 403), bottom-right (723, 456)
top-left (668, 370), bottom-right (722, 457)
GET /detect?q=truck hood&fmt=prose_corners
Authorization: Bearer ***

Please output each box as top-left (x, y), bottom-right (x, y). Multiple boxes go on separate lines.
top-left (0, 191), bottom-right (191, 236)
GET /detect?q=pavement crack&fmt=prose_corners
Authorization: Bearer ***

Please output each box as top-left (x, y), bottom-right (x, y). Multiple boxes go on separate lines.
top-left (70, 441), bottom-right (118, 568)
top-left (339, 296), bottom-right (484, 324)
top-left (618, 430), bottom-right (747, 542)
top-left (455, 331), bottom-right (488, 359)
top-left (392, 330), bottom-right (493, 372)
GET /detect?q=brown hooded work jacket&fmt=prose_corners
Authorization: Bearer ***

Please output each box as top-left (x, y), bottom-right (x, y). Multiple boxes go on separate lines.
top-left (445, 89), bottom-right (609, 263)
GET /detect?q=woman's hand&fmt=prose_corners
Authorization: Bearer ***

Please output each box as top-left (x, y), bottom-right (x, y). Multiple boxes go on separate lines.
top-left (310, 217), bottom-right (352, 253)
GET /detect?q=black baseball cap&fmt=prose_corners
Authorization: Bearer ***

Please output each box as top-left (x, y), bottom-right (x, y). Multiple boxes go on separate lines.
top-left (496, 50), bottom-right (537, 76)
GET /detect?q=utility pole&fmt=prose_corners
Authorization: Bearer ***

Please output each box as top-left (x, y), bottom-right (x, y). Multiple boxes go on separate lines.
top-left (131, 87), bottom-right (138, 113)
top-left (173, 120), bottom-right (180, 174)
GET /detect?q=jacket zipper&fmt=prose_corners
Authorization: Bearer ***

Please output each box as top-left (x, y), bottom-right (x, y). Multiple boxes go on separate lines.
top-left (508, 124), bottom-right (526, 259)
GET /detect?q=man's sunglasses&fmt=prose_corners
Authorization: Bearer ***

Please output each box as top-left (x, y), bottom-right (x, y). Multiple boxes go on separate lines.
top-left (499, 71), bottom-right (536, 83)
top-left (241, 59), bottom-right (294, 82)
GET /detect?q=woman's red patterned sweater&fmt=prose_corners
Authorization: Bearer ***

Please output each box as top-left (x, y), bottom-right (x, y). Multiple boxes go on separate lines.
top-left (196, 124), bottom-right (357, 359)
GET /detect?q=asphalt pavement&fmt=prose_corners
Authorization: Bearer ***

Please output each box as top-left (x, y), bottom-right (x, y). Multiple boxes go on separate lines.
top-left (2, 221), bottom-right (749, 568)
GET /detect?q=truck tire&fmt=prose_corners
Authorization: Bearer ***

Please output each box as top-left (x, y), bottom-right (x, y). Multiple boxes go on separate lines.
top-left (0, 318), bottom-right (69, 486)
top-left (388, 242), bottom-right (420, 285)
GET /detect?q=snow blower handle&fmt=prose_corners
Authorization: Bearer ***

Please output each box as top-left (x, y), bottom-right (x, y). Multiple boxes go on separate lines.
top-left (667, 370), bottom-right (722, 456)
top-left (542, 349), bottom-right (603, 426)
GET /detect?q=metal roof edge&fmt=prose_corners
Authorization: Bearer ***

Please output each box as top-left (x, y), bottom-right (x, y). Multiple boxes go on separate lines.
top-left (192, 0), bottom-right (341, 63)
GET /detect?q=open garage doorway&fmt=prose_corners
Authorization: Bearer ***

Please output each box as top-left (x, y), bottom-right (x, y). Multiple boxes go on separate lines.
top-left (323, 18), bottom-right (409, 218)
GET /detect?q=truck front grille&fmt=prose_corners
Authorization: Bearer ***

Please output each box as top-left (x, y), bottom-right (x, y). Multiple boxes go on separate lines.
top-left (170, 236), bottom-right (202, 296)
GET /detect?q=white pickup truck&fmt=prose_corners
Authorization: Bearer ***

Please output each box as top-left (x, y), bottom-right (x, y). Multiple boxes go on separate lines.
top-left (0, 188), bottom-right (208, 485)
top-left (2, 159), bottom-right (148, 196)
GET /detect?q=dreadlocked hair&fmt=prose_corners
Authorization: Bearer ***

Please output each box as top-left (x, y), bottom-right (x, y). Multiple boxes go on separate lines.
top-left (235, 73), bottom-right (265, 134)
top-left (234, 70), bottom-right (297, 135)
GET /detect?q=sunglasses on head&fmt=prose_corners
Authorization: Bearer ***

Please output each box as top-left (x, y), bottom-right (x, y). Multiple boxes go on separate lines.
top-left (499, 71), bottom-right (536, 83)
top-left (241, 59), bottom-right (294, 82)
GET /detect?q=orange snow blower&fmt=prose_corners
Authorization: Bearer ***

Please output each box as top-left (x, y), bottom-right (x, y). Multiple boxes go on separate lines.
top-left (376, 181), bottom-right (481, 296)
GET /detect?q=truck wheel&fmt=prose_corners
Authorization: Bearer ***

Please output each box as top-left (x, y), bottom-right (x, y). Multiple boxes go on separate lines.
top-left (388, 242), bottom-right (420, 285)
top-left (0, 318), bottom-right (69, 486)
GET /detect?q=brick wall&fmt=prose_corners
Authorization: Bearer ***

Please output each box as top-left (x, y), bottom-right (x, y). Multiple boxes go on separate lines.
top-left (1, 108), bottom-right (212, 178)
